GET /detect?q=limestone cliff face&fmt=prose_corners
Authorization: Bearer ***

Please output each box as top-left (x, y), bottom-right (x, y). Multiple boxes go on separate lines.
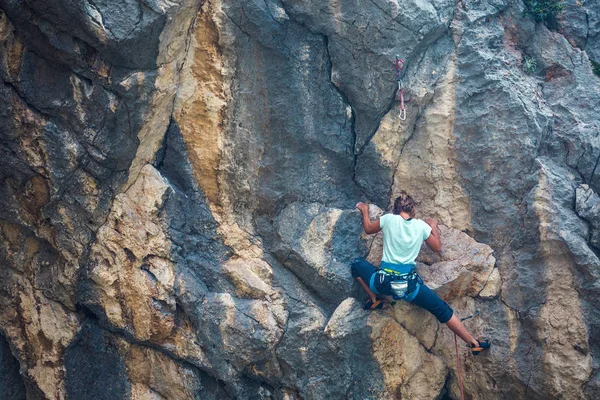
top-left (1, 0), bottom-right (599, 399)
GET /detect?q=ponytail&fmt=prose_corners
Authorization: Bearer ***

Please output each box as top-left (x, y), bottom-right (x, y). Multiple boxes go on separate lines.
top-left (393, 191), bottom-right (416, 217)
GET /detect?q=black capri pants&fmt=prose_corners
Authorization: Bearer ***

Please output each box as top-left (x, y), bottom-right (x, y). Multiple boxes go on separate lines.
top-left (351, 258), bottom-right (454, 323)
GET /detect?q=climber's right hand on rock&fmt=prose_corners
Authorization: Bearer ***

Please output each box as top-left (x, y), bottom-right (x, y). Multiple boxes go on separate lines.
top-left (355, 202), bottom-right (368, 213)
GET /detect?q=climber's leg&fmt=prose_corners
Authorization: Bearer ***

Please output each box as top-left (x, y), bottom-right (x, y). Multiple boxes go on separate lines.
top-left (350, 258), bottom-right (379, 303)
top-left (409, 284), bottom-right (477, 346)
top-left (356, 277), bottom-right (378, 303)
top-left (408, 284), bottom-right (452, 321)
top-left (445, 314), bottom-right (478, 347)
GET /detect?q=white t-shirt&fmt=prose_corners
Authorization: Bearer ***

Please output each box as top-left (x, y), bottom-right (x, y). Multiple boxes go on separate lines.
top-left (379, 214), bottom-right (432, 265)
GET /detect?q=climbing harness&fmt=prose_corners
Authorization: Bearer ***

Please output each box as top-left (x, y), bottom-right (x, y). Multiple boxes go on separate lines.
top-left (454, 310), bottom-right (481, 400)
top-left (375, 267), bottom-right (421, 300)
top-left (395, 56), bottom-right (406, 121)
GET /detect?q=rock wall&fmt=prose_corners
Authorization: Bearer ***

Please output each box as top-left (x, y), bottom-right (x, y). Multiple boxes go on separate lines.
top-left (1, 0), bottom-right (599, 399)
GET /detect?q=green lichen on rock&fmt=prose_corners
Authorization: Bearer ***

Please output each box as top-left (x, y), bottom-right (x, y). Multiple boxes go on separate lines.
top-left (523, 0), bottom-right (565, 23)
top-left (523, 56), bottom-right (537, 74)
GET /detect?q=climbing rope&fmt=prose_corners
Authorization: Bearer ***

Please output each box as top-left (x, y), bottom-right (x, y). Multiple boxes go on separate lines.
top-left (454, 333), bottom-right (465, 400)
top-left (454, 310), bottom-right (481, 400)
top-left (395, 56), bottom-right (406, 121)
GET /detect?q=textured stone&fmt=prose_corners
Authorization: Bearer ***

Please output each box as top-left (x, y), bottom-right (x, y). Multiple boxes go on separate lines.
top-left (417, 225), bottom-right (496, 299)
top-left (2, 0), bottom-right (600, 398)
top-left (370, 316), bottom-right (446, 400)
top-left (221, 258), bottom-right (275, 299)
top-left (389, 300), bottom-right (440, 351)
top-left (86, 165), bottom-right (177, 342)
top-left (280, 0), bottom-right (456, 154)
top-left (65, 319), bottom-right (228, 400)
top-left (360, 47), bottom-right (473, 228)
top-left (479, 267), bottom-right (501, 299)
top-left (0, 221), bottom-right (81, 399)
top-left (325, 298), bottom-right (447, 399)
top-left (65, 320), bottom-right (131, 400)
top-left (576, 184), bottom-right (600, 249)
top-left (522, 159), bottom-right (594, 399)
top-left (273, 203), bottom-right (367, 305)
top-left (557, 0), bottom-right (600, 63)
top-left (0, 333), bottom-right (25, 400)
top-left (172, 0), bottom-right (230, 207)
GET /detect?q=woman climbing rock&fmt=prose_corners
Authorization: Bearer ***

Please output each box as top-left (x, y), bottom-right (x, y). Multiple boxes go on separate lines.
top-left (352, 192), bottom-right (490, 355)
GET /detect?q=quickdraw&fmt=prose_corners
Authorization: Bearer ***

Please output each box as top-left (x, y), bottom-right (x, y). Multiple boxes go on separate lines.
top-left (395, 55), bottom-right (406, 121)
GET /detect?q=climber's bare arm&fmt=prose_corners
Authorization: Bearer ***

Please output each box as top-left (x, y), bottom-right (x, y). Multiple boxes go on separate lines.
top-left (356, 202), bottom-right (381, 234)
top-left (424, 218), bottom-right (442, 253)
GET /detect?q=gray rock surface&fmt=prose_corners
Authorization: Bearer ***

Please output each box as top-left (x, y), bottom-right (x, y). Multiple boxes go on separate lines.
top-left (1, 0), bottom-right (600, 399)
top-left (417, 225), bottom-right (496, 299)
top-left (0, 333), bottom-right (26, 400)
top-left (577, 184), bottom-right (600, 249)
top-left (558, 0), bottom-right (600, 63)
top-left (272, 203), bottom-right (366, 305)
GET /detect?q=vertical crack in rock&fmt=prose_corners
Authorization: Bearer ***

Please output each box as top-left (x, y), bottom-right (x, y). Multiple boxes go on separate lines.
top-left (178, 2), bottom-right (203, 76)
top-left (123, 0), bottom-right (204, 191)
top-left (3, 0), bottom-right (600, 398)
top-left (355, 93), bottom-right (398, 158)
top-left (322, 34), bottom-right (364, 196)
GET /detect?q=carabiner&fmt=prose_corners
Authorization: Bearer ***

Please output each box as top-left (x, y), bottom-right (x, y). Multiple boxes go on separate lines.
top-left (395, 56), bottom-right (404, 72)
top-left (395, 56), bottom-right (407, 122)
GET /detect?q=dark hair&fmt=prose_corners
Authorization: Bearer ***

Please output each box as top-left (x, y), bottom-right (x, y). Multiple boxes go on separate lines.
top-left (393, 191), bottom-right (416, 217)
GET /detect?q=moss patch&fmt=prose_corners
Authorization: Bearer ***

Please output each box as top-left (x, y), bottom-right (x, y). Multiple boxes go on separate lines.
top-left (523, 0), bottom-right (564, 24)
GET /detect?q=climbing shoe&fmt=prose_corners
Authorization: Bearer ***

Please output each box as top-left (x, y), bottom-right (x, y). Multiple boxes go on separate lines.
top-left (469, 337), bottom-right (491, 355)
top-left (363, 298), bottom-right (384, 310)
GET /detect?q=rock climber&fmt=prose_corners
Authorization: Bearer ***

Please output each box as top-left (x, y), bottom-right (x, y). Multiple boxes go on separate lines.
top-left (352, 192), bottom-right (490, 355)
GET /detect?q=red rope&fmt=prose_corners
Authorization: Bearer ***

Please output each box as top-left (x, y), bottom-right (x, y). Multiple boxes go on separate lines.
top-left (399, 88), bottom-right (405, 110)
top-left (454, 333), bottom-right (465, 400)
